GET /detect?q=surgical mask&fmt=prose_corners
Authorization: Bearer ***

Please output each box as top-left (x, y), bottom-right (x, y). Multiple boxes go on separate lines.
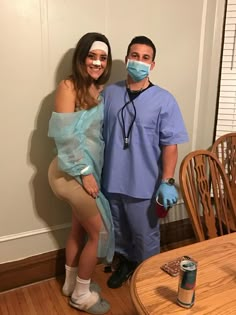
top-left (126, 59), bottom-right (151, 82)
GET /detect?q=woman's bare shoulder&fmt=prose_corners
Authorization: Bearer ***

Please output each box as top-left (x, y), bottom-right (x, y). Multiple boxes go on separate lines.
top-left (58, 79), bottom-right (75, 92)
top-left (55, 79), bottom-right (76, 112)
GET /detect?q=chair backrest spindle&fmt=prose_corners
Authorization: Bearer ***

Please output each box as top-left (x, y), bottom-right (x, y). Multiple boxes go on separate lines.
top-left (211, 133), bottom-right (236, 202)
top-left (179, 150), bottom-right (236, 242)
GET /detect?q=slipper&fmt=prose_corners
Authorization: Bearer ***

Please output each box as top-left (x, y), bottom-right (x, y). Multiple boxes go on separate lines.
top-left (62, 281), bottom-right (101, 297)
top-left (69, 291), bottom-right (110, 314)
top-left (90, 282), bottom-right (101, 294)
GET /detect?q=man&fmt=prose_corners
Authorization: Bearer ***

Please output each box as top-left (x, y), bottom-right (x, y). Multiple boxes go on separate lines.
top-left (102, 36), bottom-right (189, 288)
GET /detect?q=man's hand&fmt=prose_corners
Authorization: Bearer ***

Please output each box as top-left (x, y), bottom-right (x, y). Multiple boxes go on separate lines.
top-left (156, 183), bottom-right (178, 209)
top-left (81, 174), bottom-right (99, 198)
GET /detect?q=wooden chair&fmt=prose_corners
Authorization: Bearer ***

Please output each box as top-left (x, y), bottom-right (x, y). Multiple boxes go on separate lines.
top-left (179, 149), bottom-right (236, 242)
top-left (211, 132), bottom-right (236, 204)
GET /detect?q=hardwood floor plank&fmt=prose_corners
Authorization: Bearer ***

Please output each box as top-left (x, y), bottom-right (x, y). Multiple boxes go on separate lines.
top-left (44, 280), bottom-right (73, 315)
top-left (20, 287), bottom-right (38, 315)
top-left (15, 289), bottom-right (33, 315)
top-left (3, 292), bottom-right (19, 315)
top-left (28, 284), bottom-right (49, 314)
top-left (0, 295), bottom-right (9, 315)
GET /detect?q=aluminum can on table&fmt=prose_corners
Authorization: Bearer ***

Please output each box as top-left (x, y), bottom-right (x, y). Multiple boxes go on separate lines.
top-left (177, 259), bottom-right (197, 308)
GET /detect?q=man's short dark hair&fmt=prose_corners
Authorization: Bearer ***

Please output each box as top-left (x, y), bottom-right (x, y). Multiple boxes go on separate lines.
top-left (126, 36), bottom-right (156, 61)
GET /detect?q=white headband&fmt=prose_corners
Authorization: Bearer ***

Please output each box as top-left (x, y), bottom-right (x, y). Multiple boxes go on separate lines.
top-left (89, 41), bottom-right (108, 54)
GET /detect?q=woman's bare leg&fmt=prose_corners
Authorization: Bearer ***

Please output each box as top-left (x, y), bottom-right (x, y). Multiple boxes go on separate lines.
top-left (77, 212), bottom-right (102, 279)
top-left (65, 212), bottom-right (85, 267)
top-left (70, 212), bottom-right (104, 308)
top-left (63, 212), bottom-right (85, 296)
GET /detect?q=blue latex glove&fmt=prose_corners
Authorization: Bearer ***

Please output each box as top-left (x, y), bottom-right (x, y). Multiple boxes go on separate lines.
top-left (156, 183), bottom-right (178, 209)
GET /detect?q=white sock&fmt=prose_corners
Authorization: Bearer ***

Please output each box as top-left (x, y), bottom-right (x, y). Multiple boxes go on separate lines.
top-left (71, 276), bottom-right (94, 305)
top-left (62, 265), bottom-right (77, 296)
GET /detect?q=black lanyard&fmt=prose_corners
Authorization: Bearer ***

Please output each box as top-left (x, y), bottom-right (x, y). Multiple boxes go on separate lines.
top-left (121, 98), bottom-right (136, 149)
top-left (121, 83), bottom-right (152, 149)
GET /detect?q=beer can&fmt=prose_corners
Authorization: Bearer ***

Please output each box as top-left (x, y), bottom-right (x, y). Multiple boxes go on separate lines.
top-left (177, 259), bottom-right (197, 308)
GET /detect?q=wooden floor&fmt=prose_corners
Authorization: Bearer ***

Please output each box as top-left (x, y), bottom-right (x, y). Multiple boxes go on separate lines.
top-left (0, 239), bottom-right (195, 315)
top-left (0, 264), bottom-right (136, 315)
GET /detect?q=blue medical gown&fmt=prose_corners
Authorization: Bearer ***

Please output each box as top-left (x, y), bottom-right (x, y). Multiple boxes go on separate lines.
top-left (102, 81), bottom-right (189, 198)
top-left (48, 102), bottom-right (114, 263)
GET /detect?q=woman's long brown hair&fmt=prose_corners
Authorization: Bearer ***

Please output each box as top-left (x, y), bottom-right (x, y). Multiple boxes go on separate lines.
top-left (69, 32), bottom-right (112, 110)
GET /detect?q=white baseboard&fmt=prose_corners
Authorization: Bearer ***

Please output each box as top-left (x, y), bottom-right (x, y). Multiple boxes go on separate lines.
top-left (0, 223), bottom-right (71, 263)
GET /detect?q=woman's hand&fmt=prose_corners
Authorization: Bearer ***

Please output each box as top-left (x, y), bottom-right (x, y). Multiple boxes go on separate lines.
top-left (81, 174), bottom-right (99, 198)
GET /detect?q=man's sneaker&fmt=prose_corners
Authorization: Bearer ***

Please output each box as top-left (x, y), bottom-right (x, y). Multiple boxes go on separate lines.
top-left (107, 257), bottom-right (137, 288)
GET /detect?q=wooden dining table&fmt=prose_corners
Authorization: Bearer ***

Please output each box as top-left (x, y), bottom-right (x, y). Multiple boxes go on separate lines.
top-left (130, 233), bottom-right (236, 314)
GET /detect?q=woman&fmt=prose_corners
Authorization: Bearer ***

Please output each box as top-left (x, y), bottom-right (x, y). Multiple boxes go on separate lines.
top-left (48, 32), bottom-right (114, 314)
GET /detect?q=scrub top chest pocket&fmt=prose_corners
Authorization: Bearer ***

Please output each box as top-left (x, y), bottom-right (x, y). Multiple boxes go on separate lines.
top-left (133, 117), bottom-right (157, 146)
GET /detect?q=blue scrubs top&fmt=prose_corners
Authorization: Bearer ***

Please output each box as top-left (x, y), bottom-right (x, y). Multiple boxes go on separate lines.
top-left (102, 81), bottom-right (189, 199)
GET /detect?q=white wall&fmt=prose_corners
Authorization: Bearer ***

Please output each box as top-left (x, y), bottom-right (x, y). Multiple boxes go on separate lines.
top-left (0, 0), bottom-right (225, 263)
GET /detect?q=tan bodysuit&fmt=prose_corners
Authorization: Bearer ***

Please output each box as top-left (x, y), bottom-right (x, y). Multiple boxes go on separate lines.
top-left (48, 157), bottom-right (99, 221)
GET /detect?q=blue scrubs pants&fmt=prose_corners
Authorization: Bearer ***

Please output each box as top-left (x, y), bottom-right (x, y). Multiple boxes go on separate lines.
top-left (106, 193), bottom-right (160, 263)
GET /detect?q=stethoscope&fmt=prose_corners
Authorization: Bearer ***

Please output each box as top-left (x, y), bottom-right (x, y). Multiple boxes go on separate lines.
top-left (121, 97), bottom-right (136, 149)
top-left (120, 82), bottom-right (151, 149)
top-left (121, 86), bottom-right (147, 149)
